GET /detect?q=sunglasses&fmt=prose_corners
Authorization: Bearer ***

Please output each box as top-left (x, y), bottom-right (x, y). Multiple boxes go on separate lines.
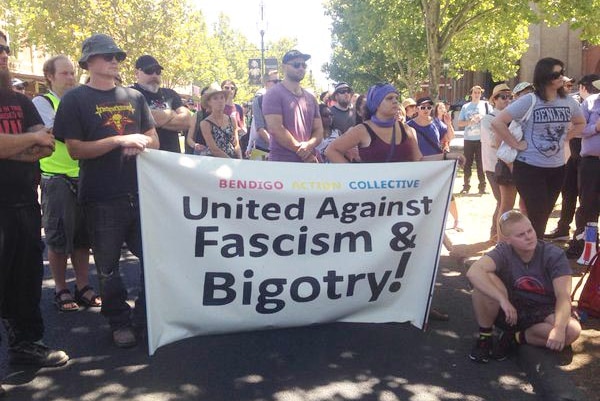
top-left (100, 53), bottom-right (126, 62)
top-left (0, 45), bottom-right (10, 54)
top-left (222, 85), bottom-right (236, 90)
top-left (418, 105), bottom-right (433, 110)
top-left (549, 69), bottom-right (565, 80)
top-left (142, 67), bottom-right (162, 75)
top-left (14, 85), bottom-right (24, 91)
top-left (336, 89), bottom-right (352, 95)
top-left (267, 79), bottom-right (281, 84)
top-left (495, 94), bottom-right (512, 100)
top-left (287, 62), bottom-right (307, 69)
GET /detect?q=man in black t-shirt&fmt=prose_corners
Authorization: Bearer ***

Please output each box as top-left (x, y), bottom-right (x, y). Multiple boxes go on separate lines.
top-left (0, 30), bottom-right (69, 374)
top-left (330, 81), bottom-right (356, 135)
top-left (132, 55), bottom-right (190, 153)
top-left (53, 34), bottom-right (158, 349)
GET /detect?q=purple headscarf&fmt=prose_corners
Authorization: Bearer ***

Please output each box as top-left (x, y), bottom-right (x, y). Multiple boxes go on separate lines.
top-left (366, 83), bottom-right (397, 114)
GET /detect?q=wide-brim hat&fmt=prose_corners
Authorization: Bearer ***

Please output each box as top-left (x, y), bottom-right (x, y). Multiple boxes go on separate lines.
top-left (201, 82), bottom-right (227, 109)
top-left (78, 34), bottom-right (126, 69)
top-left (492, 83), bottom-right (511, 98)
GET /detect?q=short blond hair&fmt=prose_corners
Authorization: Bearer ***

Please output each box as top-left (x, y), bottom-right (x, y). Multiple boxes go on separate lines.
top-left (498, 210), bottom-right (529, 237)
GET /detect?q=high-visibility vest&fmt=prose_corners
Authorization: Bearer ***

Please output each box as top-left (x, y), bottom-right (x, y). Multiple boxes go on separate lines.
top-left (39, 92), bottom-right (79, 178)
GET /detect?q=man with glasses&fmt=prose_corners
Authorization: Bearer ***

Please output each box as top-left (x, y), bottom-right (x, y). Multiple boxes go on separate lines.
top-left (263, 49), bottom-right (323, 162)
top-left (0, 30), bottom-right (69, 373)
top-left (53, 33), bottom-right (159, 348)
top-left (132, 55), bottom-right (190, 153)
top-left (330, 81), bottom-right (355, 135)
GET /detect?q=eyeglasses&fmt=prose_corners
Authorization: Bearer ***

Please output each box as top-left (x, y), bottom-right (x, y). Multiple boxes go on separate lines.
top-left (0, 45), bottom-right (10, 54)
top-left (336, 89), bottom-right (352, 95)
top-left (14, 85), bottom-right (24, 91)
top-left (549, 69), bottom-right (565, 80)
top-left (100, 53), bottom-right (126, 62)
top-left (286, 62), bottom-right (307, 69)
top-left (418, 105), bottom-right (433, 110)
top-left (142, 67), bottom-right (162, 75)
top-left (496, 94), bottom-right (512, 100)
top-left (222, 85), bottom-right (236, 90)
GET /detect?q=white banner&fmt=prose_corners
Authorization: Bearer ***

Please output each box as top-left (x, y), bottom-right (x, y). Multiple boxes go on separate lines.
top-left (138, 150), bottom-right (456, 355)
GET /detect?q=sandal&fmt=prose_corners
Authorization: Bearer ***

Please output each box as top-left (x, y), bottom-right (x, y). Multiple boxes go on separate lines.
top-left (74, 285), bottom-right (102, 308)
top-left (54, 289), bottom-right (79, 312)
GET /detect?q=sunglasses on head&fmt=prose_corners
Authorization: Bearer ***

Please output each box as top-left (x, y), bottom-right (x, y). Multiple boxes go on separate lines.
top-left (223, 85), bottom-right (236, 90)
top-left (0, 45), bottom-right (10, 54)
top-left (496, 94), bottom-right (512, 100)
top-left (100, 53), bottom-right (126, 62)
top-left (142, 66), bottom-right (162, 75)
top-left (418, 105), bottom-right (433, 110)
top-left (287, 62), bottom-right (307, 69)
top-left (549, 69), bottom-right (565, 80)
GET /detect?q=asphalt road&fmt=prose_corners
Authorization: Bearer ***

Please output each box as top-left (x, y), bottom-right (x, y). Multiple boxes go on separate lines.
top-left (3, 248), bottom-right (545, 401)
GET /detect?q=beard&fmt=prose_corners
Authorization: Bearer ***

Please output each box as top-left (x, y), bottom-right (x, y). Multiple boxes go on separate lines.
top-left (337, 98), bottom-right (350, 108)
top-left (0, 68), bottom-right (12, 95)
top-left (138, 81), bottom-right (160, 93)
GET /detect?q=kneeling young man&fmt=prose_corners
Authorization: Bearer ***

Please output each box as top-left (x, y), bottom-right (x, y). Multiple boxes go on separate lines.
top-left (467, 210), bottom-right (581, 363)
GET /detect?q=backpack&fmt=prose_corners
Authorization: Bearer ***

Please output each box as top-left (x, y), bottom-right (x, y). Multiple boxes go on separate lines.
top-left (572, 253), bottom-right (600, 317)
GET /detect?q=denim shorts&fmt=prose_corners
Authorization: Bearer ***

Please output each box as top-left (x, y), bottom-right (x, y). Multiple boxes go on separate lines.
top-left (41, 175), bottom-right (89, 254)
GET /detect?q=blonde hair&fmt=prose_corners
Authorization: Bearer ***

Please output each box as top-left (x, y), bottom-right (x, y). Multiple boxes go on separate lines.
top-left (498, 210), bottom-right (528, 237)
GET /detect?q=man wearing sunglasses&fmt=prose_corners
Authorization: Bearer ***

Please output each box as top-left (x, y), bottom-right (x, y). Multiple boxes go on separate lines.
top-left (0, 30), bottom-right (69, 374)
top-left (263, 49), bottom-right (323, 162)
top-left (330, 81), bottom-right (355, 135)
top-left (53, 33), bottom-right (159, 349)
top-left (247, 70), bottom-right (281, 159)
top-left (132, 55), bottom-right (190, 153)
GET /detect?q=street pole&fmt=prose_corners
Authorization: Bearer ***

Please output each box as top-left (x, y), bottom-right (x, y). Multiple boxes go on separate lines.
top-left (259, 1), bottom-right (265, 77)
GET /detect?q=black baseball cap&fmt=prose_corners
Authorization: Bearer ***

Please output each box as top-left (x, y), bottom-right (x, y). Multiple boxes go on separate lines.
top-left (282, 50), bottom-right (311, 64)
top-left (135, 55), bottom-right (163, 71)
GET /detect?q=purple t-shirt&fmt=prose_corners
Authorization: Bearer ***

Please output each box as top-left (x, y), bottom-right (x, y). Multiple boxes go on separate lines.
top-left (262, 83), bottom-right (320, 162)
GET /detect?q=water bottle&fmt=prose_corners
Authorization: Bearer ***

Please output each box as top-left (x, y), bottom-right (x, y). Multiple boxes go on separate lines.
top-left (578, 222), bottom-right (598, 265)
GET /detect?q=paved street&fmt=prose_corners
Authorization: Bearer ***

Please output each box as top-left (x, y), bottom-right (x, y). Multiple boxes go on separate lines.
top-left (3, 246), bottom-right (546, 401)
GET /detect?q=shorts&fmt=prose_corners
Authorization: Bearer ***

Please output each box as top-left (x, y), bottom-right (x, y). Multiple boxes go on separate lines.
top-left (41, 175), bottom-right (89, 254)
top-left (495, 298), bottom-right (578, 332)
top-left (494, 160), bottom-right (514, 186)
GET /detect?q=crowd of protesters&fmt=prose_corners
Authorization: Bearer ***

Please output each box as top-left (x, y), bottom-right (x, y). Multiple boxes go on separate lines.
top-left (1, 30), bottom-right (598, 396)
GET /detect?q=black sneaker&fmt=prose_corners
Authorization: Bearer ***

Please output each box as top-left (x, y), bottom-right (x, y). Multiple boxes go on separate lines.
top-left (492, 330), bottom-right (518, 361)
top-left (544, 227), bottom-right (570, 241)
top-left (9, 341), bottom-right (69, 367)
top-left (469, 335), bottom-right (493, 363)
top-left (565, 239), bottom-right (584, 259)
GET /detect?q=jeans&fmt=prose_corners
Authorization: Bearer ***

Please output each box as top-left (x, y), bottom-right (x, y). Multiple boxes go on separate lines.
top-left (85, 195), bottom-right (146, 330)
top-left (463, 140), bottom-right (486, 191)
top-left (0, 204), bottom-right (44, 344)
top-left (513, 161), bottom-right (565, 238)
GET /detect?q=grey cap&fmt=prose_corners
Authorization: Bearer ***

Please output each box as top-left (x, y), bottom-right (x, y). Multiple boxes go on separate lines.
top-left (78, 34), bottom-right (126, 69)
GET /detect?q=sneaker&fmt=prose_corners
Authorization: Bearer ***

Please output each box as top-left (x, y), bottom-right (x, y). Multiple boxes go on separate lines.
top-left (9, 341), bottom-right (69, 367)
top-left (459, 186), bottom-right (470, 194)
top-left (565, 239), bottom-right (584, 259)
top-left (544, 227), bottom-right (570, 241)
top-left (112, 327), bottom-right (137, 348)
top-left (492, 330), bottom-right (518, 361)
top-left (469, 335), bottom-right (493, 363)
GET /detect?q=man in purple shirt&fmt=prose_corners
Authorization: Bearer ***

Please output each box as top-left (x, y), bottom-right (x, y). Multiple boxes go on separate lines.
top-left (262, 50), bottom-right (323, 162)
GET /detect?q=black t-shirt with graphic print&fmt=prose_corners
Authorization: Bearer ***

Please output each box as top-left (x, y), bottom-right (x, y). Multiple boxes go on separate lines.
top-left (132, 83), bottom-right (183, 153)
top-left (53, 85), bottom-right (155, 202)
top-left (0, 91), bottom-right (44, 205)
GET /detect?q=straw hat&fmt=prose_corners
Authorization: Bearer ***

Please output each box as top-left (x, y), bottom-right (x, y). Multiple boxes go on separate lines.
top-left (201, 82), bottom-right (227, 109)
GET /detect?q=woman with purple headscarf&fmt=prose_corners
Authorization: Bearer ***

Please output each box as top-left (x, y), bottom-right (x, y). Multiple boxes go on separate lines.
top-left (326, 83), bottom-right (464, 164)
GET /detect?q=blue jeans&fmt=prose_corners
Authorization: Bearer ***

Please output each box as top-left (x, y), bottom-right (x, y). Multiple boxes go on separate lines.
top-left (85, 195), bottom-right (145, 330)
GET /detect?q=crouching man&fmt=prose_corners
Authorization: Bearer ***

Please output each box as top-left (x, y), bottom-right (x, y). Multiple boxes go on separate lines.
top-left (467, 210), bottom-right (581, 363)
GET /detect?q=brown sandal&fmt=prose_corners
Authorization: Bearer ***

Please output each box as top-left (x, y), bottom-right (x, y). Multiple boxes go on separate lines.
top-left (74, 285), bottom-right (102, 308)
top-left (54, 289), bottom-right (79, 312)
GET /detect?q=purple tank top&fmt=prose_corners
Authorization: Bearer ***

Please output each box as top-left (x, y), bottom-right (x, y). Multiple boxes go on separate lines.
top-left (358, 122), bottom-right (414, 162)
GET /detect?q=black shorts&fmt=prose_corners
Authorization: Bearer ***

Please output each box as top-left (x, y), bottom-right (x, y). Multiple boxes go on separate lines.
top-left (495, 298), bottom-right (578, 331)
